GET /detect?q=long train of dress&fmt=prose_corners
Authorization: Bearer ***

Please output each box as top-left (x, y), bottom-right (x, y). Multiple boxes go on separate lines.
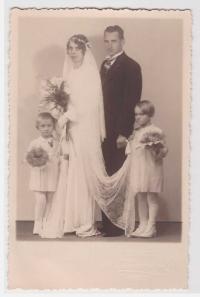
top-left (40, 133), bottom-right (136, 238)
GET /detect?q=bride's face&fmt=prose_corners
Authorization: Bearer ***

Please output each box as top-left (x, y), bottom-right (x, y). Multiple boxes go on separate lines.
top-left (67, 41), bottom-right (84, 66)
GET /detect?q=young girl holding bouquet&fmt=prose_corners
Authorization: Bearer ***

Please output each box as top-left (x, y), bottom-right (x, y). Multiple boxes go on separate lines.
top-left (26, 112), bottom-right (60, 234)
top-left (121, 100), bottom-right (168, 238)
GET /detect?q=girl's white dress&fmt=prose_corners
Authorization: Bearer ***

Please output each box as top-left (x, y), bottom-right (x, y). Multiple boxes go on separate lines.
top-left (28, 136), bottom-right (59, 192)
top-left (105, 123), bottom-right (165, 235)
top-left (126, 123), bottom-right (164, 193)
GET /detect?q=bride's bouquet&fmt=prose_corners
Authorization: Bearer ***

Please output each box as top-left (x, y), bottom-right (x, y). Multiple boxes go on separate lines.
top-left (39, 77), bottom-right (70, 120)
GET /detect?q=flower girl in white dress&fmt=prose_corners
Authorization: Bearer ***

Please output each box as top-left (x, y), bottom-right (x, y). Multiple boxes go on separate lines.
top-left (26, 112), bottom-right (60, 234)
top-left (121, 100), bottom-right (168, 237)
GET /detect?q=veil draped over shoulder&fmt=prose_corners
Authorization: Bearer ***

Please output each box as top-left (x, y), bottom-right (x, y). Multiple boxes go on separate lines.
top-left (63, 45), bottom-right (106, 142)
top-left (41, 41), bottom-right (136, 238)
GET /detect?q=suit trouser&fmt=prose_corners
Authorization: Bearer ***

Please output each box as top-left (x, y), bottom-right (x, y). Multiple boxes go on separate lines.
top-left (101, 138), bottom-right (126, 235)
top-left (102, 137), bottom-right (126, 175)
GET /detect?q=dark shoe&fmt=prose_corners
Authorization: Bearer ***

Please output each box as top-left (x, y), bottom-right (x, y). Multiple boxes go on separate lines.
top-left (102, 231), bottom-right (123, 237)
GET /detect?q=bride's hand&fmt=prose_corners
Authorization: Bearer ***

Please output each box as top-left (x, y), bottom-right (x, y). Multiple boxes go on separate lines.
top-left (59, 107), bottom-right (77, 127)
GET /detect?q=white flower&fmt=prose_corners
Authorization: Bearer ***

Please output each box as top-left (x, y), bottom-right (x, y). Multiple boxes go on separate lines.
top-left (50, 76), bottom-right (63, 87)
top-left (63, 82), bottom-right (71, 95)
top-left (51, 107), bottom-right (62, 120)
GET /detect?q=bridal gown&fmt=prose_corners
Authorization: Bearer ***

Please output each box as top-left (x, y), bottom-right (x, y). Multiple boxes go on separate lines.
top-left (61, 66), bottom-right (106, 236)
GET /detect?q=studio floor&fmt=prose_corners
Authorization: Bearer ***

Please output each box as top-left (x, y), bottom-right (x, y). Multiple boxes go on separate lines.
top-left (16, 221), bottom-right (182, 242)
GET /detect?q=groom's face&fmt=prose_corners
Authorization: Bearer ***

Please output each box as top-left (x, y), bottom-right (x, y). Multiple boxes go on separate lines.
top-left (104, 31), bottom-right (124, 57)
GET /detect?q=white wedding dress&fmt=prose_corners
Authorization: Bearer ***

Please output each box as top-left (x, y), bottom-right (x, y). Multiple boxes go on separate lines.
top-left (61, 64), bottom-right (107, 236)
top-left (41, 46), bottom-right (136, 238)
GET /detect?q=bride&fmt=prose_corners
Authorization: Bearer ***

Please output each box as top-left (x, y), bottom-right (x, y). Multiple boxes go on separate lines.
top-left (41, 34), bottom-right (135, 238)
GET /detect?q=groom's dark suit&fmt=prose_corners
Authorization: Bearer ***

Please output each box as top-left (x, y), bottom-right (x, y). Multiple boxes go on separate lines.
top-left (100, 52), bottom-right (142, 235)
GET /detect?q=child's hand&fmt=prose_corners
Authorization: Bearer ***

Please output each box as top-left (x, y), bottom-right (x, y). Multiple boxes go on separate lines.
top-left (156, 146), bottom-right (168, 160)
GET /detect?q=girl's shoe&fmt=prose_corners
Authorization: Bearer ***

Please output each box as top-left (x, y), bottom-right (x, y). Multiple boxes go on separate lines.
top-left (140, 224), bottom-right (157, 238)
top-left (33, 221), bottom-right (42, 235)
top-left (128, 223), bottom-right (148, 237)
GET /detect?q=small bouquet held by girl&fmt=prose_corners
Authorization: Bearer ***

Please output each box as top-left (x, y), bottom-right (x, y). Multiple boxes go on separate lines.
top-left (138, 126), bottom-right (167, 160)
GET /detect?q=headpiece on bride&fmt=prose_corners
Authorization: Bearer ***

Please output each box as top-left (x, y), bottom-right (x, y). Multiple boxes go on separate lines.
top-left (66, 34), bottom-right (91, 54)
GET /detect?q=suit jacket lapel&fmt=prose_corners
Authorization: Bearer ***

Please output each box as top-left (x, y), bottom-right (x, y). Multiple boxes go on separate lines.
top-left (102, 53), bottom-right (126, 84)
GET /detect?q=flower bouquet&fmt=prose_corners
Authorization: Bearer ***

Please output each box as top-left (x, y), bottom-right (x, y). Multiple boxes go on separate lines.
top-left (139, 128), bottom-right (165, 156)
top-left (26, 147), bottom-right (49, 167)
top-left (39, 76), bottom-right (70, 120)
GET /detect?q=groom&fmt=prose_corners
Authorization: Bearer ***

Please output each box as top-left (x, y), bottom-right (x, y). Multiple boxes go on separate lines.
top-left (100, 25), bottom-right (142, 236)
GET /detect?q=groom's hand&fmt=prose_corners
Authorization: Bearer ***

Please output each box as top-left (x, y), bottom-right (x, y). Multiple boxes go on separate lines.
top-left (116, 135), bottom-right (127, 149)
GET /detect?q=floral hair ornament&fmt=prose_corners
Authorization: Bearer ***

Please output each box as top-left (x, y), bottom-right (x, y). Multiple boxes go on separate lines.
top-left (77, 39), bottom-right (91, 49)
top-left (72, 35), bottom-right (92, 49)
top-left (86, 41), bottom-right (92, 49)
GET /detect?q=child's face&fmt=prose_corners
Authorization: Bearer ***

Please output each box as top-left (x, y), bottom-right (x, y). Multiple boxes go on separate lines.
top-left (38, 118), bottom-right (54, 138)
top-left (134, 106), bottom-right (151, 128)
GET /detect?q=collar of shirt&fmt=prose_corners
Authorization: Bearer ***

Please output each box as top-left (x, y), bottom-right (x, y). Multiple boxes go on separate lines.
top-left (105, 51), bottom-right (124, 65)
top-left (39, 136), bottom-right (54, 146)
top-left (39, 135), bottom-right (53, 141)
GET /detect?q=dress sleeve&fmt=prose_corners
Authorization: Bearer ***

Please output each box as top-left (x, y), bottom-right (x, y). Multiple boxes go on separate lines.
top-left (58, 106), bottom-right (77, 129)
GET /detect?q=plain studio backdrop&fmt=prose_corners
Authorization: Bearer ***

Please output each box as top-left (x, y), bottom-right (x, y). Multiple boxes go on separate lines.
top-left (17, 16), bottom-right (182, 222)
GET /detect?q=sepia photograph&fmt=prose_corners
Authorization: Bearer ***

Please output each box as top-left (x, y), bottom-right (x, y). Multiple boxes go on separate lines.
top-left (8, 8), bottom-right (191, 289)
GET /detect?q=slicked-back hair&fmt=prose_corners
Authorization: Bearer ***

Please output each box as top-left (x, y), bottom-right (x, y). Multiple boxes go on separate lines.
top-left (104, 25), bottom-right (124, 39)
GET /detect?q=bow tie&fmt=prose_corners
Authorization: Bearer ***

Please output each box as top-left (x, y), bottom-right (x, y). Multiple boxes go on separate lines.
top-left (104, 57), bottom-right (116, 70)
top-left (47, 139), bottom-right (54, 147)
